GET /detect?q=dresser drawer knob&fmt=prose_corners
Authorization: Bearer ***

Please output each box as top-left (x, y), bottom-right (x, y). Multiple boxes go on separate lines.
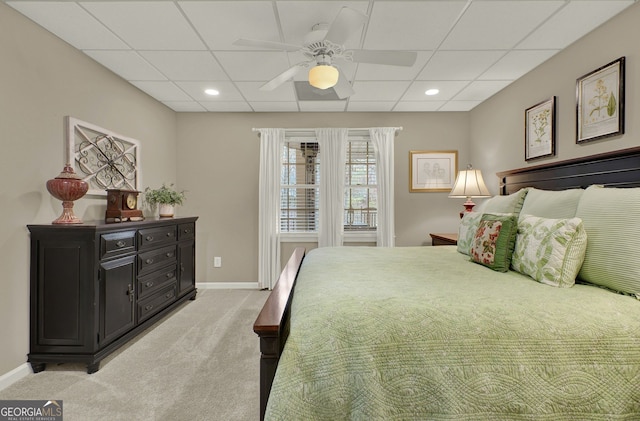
top-left (184, 229), bottom-right (191, 234)
top-left (166, 232), bottom-right (173, 237)
top-left (145, 304), bottom-right (154, 311)
top-left (145, 281), bottom-right (154, 287)
top-left (166, 292), bottom-right (174, 299)
top-left (146, 235), bottom-right (154, 242)
top-left (166, 272), bottom-right (173, 278)
top-left (166, 252), bottom-right (174, 258)
top-left (146, 258), bottom-right (154, 264)
top-left (116, 240), bottom-right (126, 248)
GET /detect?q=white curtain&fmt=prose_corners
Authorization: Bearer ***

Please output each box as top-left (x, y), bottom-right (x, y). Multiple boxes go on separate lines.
top-left (370, 127), bottom-right (396, 247)
top-left (258, 128), bottom-right (284, 289)
top-left (316, 128), bottom-right (348, 247)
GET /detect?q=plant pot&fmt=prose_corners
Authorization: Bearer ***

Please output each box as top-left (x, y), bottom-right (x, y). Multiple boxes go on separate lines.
top-left (158, 203), bottom-right (175, 217)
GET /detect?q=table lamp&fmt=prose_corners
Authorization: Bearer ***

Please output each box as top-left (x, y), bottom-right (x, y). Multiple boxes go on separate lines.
top-left (449, 164), bottom-right (491, 217)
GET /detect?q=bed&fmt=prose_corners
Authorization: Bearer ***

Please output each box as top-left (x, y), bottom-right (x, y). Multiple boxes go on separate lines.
top-left (254, 147), bottom-right (640, 420)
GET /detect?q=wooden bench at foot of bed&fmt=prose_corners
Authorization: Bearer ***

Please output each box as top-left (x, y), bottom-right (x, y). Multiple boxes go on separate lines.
top-left (253, 247), bottom-right (306, 421)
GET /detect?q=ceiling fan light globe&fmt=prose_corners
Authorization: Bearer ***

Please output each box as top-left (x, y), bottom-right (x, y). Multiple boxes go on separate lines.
top-left (308, 65), bottom-right (339, 89)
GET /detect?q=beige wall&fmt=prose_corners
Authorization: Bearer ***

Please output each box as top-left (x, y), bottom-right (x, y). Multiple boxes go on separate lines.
top-left (471, 2), bottom-right (639, 193)
top-left (0, 4), bottom-right (177, 378)
top-left (177, 112), bottom-right (469, 284)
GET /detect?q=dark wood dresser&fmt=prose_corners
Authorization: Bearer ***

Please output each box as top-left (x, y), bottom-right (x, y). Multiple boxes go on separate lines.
top-left (27, 216), bottom-right (198, 373)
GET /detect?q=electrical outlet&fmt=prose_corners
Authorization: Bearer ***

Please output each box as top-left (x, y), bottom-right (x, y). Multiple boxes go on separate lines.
top-left (214, 256), bottom-right (222, 268)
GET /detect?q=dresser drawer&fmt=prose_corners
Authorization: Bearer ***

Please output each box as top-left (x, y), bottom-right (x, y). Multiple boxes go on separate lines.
top-left (137, 284), bottom-right (176, 322)
top-left (100, 231), bottom-right (136, 260)
top-left (138, 226), bottom-right (177, 249)
top-left (178, 222), bottom-right (195, 240)
top-left (138, 245), bottom-right (177, 275)
top-left (137, 265), bottom-right (177, 299)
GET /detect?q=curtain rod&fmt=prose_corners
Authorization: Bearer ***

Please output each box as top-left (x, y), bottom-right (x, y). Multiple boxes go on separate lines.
top-left (252, 127), bottom-right (403, 137)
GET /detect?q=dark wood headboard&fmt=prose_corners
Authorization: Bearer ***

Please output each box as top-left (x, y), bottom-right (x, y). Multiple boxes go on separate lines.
top-left (497, 146), bottom-right (640, 195)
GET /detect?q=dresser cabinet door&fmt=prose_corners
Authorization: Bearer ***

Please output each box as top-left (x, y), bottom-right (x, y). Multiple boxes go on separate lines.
top-left (178, 241), bottom-right (195, 296)
top-left (99, 255), bottom-right (136, 345)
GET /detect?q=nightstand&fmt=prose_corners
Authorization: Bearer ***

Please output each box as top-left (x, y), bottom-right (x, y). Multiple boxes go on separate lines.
top-left (430, 233), bottom-right (458, 246)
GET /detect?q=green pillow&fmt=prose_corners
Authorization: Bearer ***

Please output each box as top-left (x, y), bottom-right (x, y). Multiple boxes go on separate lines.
top-left (519, 188), bottom-right (583, 221)
top-left (479, 188), bottom-right (528, 216)
top-left (457, 211), bottom-right (483, 255)
top-left (511, 215), bottom-right (587, 288)
top-left (470, 213), bottom-right (518, 272)
top-left (576, 185), bottom-right (640, 297)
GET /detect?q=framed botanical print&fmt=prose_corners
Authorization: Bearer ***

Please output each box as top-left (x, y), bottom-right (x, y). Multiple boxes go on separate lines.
top-left (576, 57), bottom-right (625, 143)
top-left (525, 96), bottom-right (556, 161)
top-left (66, 117), bottom-right (141, 196)
top-left (409, 150), bottom-right (458, 192)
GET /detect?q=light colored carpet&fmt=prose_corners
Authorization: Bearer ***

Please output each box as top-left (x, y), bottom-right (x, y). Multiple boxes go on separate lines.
top-left (0, 289), bottom-right (270, 421)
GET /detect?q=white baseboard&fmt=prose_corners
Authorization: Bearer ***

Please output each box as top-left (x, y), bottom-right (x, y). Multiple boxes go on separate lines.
top-left (0, 363), bottom-right (31, 391)
top-left (196, 282), bottom-right (259, 290)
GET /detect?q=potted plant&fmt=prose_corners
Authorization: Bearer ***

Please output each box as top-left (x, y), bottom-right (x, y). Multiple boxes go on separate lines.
top-left (143, 183), bottom-right (186, 217)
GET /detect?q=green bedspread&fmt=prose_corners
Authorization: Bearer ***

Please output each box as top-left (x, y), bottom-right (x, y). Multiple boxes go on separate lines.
top-left (265, 246), bottom-right (640, 420)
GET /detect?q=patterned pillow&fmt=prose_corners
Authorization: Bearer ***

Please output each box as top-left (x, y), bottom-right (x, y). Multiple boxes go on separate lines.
top-left (470, 213), bottom-right (518, 272)
top-left (457, 211), bottom-right (483, 255)
top-left (511, 215), bottom-right (587, 288)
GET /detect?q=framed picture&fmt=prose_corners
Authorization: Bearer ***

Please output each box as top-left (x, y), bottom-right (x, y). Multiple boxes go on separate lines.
top-left (525, 96), bottom-right (556, 161)
top-left (576, 57), bottom-right (625, 143)
top-left (409, 150), bottom-right (457, 192)
top-left (66, 116), bottom-right (141, 196)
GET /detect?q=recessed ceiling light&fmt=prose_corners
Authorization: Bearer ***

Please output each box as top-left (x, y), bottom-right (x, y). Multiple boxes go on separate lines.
top-left (425, 89), bottom-right (439, 96)
top-left (204, 88), bottom-right (219, 96)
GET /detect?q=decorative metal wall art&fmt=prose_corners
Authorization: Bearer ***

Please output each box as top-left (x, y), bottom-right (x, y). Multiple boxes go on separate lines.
top-left (66, 117), bottom-right (141, 196)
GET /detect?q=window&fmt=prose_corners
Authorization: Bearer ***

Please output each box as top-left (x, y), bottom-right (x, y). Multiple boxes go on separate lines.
top-left (344, 140), bottom-right (377, 231)
top-left (279, 137), bottom-right (378, 234)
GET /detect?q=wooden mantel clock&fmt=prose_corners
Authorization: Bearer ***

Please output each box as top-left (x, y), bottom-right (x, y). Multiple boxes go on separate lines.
top-left (105, 189), bottom-right (144, 222)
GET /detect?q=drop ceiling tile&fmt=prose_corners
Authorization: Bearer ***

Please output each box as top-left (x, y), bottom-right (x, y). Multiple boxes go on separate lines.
top-left (349, 81), bottom-right (411, 101)
top-left (299, 101), bottom-right (347, 112)
top-left (214, 51), bottom-right (291, 81)
top-left (402, 81), bottom-right (470, 101)
top-left (453, 80), bottom-right (512, 101)
top-left (440, 1), bottom-right (564, 50)
top-left (480, 50), bottom-right (558, 81)
top-left (235, 81), bottom-right (297, 102)
top-left (129, 81), bottom-right (191, 102)
top-left (7, 2), bottom-right (128, 50)
top-left (250, 102), bottom-right (300, 112)
top-left (138, 51), bottom-right (229, 81)
top-left (393, 102), bottom-right (446, 112)
top-left (518, 1), bottom-right (635, 49)
top-left (84, 50), bottom-right (167, 81)
top-left (439, 101), bottom-right (482, 112)
top-left (175, 81), bottom-right (245, 101)
top-left (200, 101), bottom-right (253, 112)
top-left (364, 1), bottom-right (468, 50)
top-left (347, 102), bottom-right (397, 112)
top-left (417, 51), bottom-right (506, 81)
top-left (276, 1), bottom-right (369, 49)
top-left (81, 1), bottom-right (205, 50)
top-left (163, 101), bottom-right (207, 112)
top-left (355, 51), bottom-right (433, 81)
top-left (179, 1), bottom-right (281, 50)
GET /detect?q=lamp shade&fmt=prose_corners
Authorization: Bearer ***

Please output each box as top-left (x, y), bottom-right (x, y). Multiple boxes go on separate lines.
top-left (308, 65), bottom-right (339, 89)
top-left (449, 167), bottom-right (491, 198)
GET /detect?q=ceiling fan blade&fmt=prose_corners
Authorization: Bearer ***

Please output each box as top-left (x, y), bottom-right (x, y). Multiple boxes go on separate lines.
top-left (333, 68), bottom-right (355, 99)
top-left (351, 50), bottom-right (418, 67)
top-left (260, 65), bottom-right (303, 91)
top-left (324, 7), bottom-right (367, 45)
top-left (233, 38), bottom-right (301, 52)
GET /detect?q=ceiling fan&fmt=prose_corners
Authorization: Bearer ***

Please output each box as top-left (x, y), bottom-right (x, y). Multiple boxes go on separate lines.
top-left (233, 7), bottom-right (417, 99)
